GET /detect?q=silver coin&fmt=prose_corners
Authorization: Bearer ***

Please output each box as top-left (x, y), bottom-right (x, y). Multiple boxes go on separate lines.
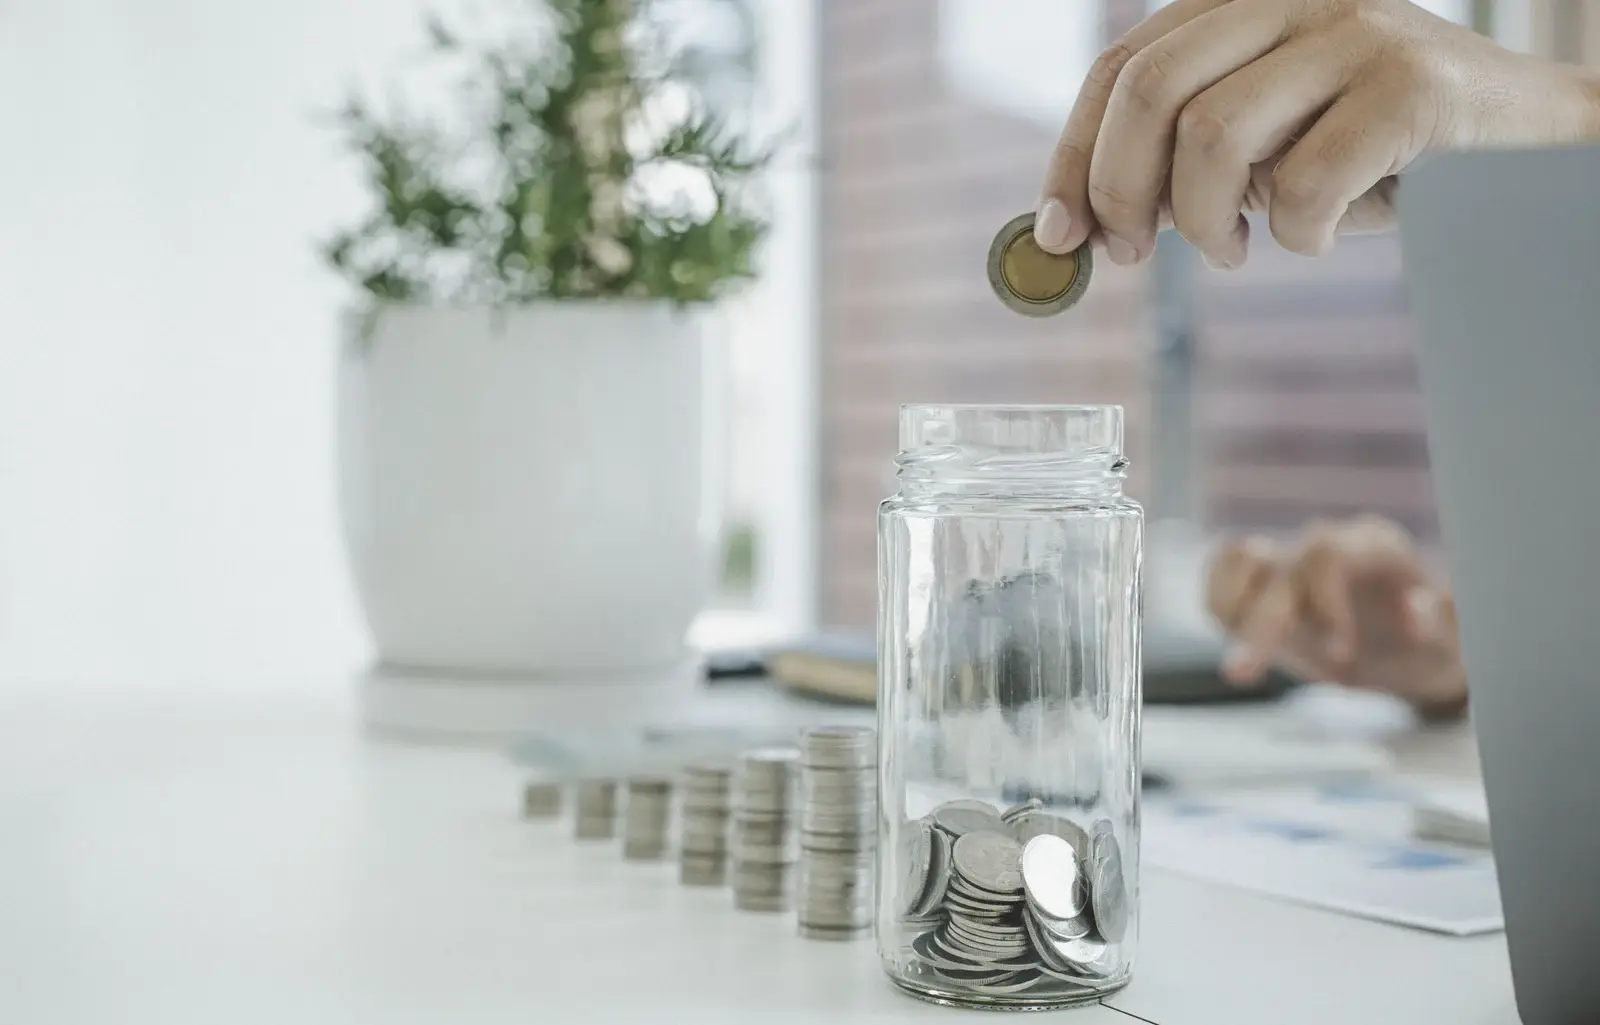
top-left (1052, 933), bottom-right (1117, 977)
top-left (930, 800), bottom-right (1004, 838)
top-left (1032, 960), bottom-right (1118, 992)
top-left (1008, 810), bottom-right (1091, 862)
top-left (798, 923), bottom-right (870, 942)
top-left (913, 824), bottom-right (954, 918)
top-left (1000, 797), bottom-right (1043, 823)
top-left (1020, 834), bottom-right (1086, 921)
top-left (945, 921), bottom-right (1029, 951)
top-left (897, 820), bottom-right (934, 916)
top-left (911, 931), bottom-right (986, 973)
top-left (1090, 825), bottom-right (1129, 943)
top-left (1023, 908), bottom-right (1072, 974)
top-left (1032, 907), bottom-right (1092, 942)
top-left (951, 832), bottom-right (1025, 894)
top-left (928, 932), bottom-right (1018, 977)
top-left (963, 971), bottom-right (1050, 996)
top-left (921, 954), bottom-right (1031, 987)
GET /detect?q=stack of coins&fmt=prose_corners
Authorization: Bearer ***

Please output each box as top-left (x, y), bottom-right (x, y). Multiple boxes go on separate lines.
top-left (573, 778), bottom-right (619, 840)
top-left (621, 775), bottom-right (674, 860)
top-left (521, 780), bottom-right (563, 820)
top-left (678, 762), bottom-right (734, 885)
top-left (731, 747), bottom-right (800, 912)
top-left (796, 725), bottom-right (877, 940)
top-left (898, 798), bottom-right (1128, 997)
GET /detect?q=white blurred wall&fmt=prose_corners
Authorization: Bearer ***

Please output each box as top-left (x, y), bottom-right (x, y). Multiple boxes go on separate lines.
top-left (0, 0), bottom-right (813, 687)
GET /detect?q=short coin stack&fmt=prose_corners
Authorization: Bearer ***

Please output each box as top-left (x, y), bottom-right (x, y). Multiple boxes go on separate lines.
top-left (521, 780), bottom-right (563, 820)
top-left (622, 775), bottom-right (674, 860)
top-left (573, 778), bottom-right (619, 840)
top-left (797, 725), bottom-right (878, 940)
top-left (899, 798), bottom-right (1129, 999)
top-left (731, 747), bottom-right (800, 912)
top-left (678, 762), bottom-right (734, 885)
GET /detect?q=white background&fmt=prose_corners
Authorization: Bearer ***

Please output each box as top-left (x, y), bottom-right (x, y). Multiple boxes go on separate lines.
top-left (0, 0), bottom-right (816, 689)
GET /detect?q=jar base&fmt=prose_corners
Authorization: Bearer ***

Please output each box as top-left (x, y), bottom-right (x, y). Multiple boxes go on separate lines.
top-left (888, 972), bottom-right (1128, 1012)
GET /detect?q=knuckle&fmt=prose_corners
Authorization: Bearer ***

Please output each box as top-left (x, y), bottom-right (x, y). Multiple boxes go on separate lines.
top-left (1175, 102), bottom-right (1239, 160)
top-left (1087, 44), bottom-right (1136, 93)
top-left (1088, 180), bottom-right (1139, 223)
top-left (1120, 48), bottom-right (1180, 114)
top-left (1343, 0), bottom-right (1405, 36)
top-left (1271, 164), bottom-right (1327, 211)
top-left (1050, 134), bottom-right (1094, 173)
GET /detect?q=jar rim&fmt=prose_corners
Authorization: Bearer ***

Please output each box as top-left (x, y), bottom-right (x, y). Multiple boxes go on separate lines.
top-left (897, 404), bottom-right (1124, 460)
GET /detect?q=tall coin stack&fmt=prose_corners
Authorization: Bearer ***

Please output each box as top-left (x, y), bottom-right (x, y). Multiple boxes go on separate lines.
top-left (797, 725), bottom-right (878, 940)
top-left (622, 775), bottom-right (674, 860)
top-left (731, 747), bottom-right (800, 912)
top-left (573, 778), bottom-right (619, 840)
top-left (678, 762), bottom-right (734, 885)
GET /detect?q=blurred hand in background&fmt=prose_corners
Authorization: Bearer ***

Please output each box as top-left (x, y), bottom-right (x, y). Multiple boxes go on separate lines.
top-left (1205, 515), bottom-right (1470, 719)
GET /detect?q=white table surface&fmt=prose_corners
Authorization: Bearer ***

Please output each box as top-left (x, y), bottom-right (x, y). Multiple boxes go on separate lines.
top-left (0, 680), bottom-right (1520, 1024)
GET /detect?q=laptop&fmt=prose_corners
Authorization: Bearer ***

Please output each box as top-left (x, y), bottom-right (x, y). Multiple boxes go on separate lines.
top-left (1399, 144), bottom-right (1600, 1025)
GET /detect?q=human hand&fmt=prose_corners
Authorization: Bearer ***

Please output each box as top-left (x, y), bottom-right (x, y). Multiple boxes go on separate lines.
top-left (1035, 0), bottom-right (1600, 269)
top-left (1205, 516), bottom-right (1469, 718)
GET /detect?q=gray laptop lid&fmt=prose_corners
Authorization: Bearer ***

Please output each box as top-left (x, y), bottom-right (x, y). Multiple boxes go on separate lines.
top-left (1400, 144), bottom-right (1600, 1025)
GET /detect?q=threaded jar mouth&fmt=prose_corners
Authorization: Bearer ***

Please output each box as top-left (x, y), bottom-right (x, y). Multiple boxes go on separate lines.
top-left (895, 405), bottom-right (1126, 484)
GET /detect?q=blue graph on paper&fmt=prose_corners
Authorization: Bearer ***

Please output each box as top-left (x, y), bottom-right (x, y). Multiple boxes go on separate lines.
top-left (1143, 781), bottom-right (1503, 935)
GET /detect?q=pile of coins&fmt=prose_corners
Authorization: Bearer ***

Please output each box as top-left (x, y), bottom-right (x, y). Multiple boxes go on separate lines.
top-left (573, 778), bottom-right (619, 840)
top-left (622, 775), bottom-right (674, 860)
top-left (797, 725), bottom-right (877, 940)
top-left (898, 798), bottom-right (1128, 998)
top-left (521, 780), bottom-right (563, 820)
top-left (678, 762), bottom-right (734, 885)
top-left (731, 748), bottom-right (800, 912)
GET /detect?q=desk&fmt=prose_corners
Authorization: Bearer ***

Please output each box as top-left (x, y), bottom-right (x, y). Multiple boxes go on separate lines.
top-left (0, 681), bottom-right (1518, 1024)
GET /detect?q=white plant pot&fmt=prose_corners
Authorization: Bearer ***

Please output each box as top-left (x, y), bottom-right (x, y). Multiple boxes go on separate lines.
top-left (338, 303), bottom-right (717, 737)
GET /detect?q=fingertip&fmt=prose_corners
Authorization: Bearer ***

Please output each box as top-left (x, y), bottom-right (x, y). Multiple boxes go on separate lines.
top-left (1033, 197), bottom-right (1083, 253)
top-left (1221, 645), bottom-right (1267, 686)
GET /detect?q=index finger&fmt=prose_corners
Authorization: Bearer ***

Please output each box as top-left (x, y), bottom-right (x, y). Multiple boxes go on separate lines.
top-left (1035, 0), bottom-right (1235, 255)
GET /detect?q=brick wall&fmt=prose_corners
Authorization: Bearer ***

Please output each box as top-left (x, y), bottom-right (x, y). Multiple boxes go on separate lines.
top-left (815, 0), bottom-right (1437, 628)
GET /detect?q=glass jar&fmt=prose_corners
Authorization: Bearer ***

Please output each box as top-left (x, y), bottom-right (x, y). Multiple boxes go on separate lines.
top-left (875, 404), bottom-right (1143, 1010)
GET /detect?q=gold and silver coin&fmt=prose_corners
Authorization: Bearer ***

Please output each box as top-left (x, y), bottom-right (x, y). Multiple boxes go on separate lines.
top-left (986, 211), bottom-right (1093, 318)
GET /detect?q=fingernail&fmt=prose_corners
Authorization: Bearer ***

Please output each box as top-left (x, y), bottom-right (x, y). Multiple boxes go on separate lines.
top-left (1034, 199), bottom-right (1072, 251)
top-left (1104, 235), bottom-right (1138, 265)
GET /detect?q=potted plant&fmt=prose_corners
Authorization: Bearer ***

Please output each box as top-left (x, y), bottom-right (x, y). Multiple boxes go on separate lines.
top-left (326, 0), bottom-right (772, 729)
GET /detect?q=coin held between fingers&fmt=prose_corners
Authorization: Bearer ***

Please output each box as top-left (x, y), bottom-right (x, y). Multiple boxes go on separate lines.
top-left (988, 212), bottom-right (1093, 317)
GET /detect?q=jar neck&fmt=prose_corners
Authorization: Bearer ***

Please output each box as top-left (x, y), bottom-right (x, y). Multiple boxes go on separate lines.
top-left (894, 449), bottom-right (1129, 501)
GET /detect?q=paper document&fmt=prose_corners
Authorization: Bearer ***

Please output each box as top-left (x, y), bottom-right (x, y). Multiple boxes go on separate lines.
top-left (1144, 782), bottom-right (1503, 936)
top-left (1412, 783), bottom-right (1492, 848)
